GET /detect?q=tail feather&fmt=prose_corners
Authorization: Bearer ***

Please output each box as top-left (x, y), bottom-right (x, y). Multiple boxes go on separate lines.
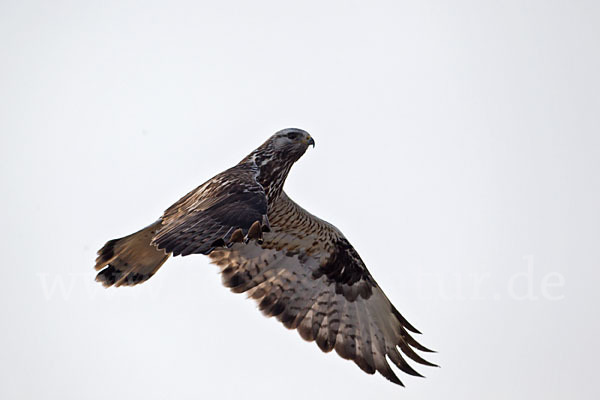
top-left (95, 220), bottom-right (170, 287)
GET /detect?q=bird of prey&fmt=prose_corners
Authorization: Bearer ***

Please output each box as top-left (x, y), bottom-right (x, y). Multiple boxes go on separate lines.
top-left (94, 128), bottom-right (436, 386)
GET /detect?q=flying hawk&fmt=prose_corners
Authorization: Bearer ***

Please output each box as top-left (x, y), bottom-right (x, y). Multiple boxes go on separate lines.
top-left (94, 128), bottom-right (437, 386)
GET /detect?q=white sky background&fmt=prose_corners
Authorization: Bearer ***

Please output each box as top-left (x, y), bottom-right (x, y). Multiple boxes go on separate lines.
top-left (1, 0), bottom-right (599, 398)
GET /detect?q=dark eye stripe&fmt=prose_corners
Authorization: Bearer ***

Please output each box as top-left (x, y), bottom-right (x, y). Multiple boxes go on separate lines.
top-left (287, 132), bottom-right (299, 140)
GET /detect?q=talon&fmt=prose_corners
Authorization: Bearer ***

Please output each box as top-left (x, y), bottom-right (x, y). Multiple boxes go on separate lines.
top-left (229, 228), bottom-right (244, 246)
top-left (247, 220), bottom-right (262, 241)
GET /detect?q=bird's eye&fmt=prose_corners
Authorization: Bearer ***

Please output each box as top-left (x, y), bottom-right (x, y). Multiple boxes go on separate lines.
top-left (287, 132), bottom-right (299, 140)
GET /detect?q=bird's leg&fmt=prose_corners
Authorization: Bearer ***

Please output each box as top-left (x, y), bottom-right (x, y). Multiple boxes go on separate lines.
top-left (246, 220), bottom-right (264, 244)
top-left (227, 228), bottom-right (244, 247)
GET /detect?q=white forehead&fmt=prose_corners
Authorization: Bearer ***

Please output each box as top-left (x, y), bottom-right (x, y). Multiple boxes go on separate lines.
top-left (270, 128), bottom-right (309, 148)
top-left (275, 128), bottom-right (309, 136)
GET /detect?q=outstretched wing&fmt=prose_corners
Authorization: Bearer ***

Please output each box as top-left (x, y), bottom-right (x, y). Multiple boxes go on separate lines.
top-left (209, 192), bottom-right (436, 385)
top-left (152, 164), bottom-right (268, 256)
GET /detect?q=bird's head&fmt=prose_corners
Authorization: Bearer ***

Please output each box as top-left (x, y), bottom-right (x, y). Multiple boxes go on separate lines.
top-left (241, 128), bottom-right (315, 199)
top-left (268, 128), bottom-right (315, 161)
top-left (247, 127), bottom-right (315, 166)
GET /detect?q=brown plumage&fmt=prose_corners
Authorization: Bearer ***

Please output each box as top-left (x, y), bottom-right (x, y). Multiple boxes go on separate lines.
top-left (94, 128), bottom-right (437, 386)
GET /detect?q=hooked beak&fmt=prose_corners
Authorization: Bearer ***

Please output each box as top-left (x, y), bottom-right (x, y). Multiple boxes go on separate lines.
top-left (307, 136), bottom-right (315, 148)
